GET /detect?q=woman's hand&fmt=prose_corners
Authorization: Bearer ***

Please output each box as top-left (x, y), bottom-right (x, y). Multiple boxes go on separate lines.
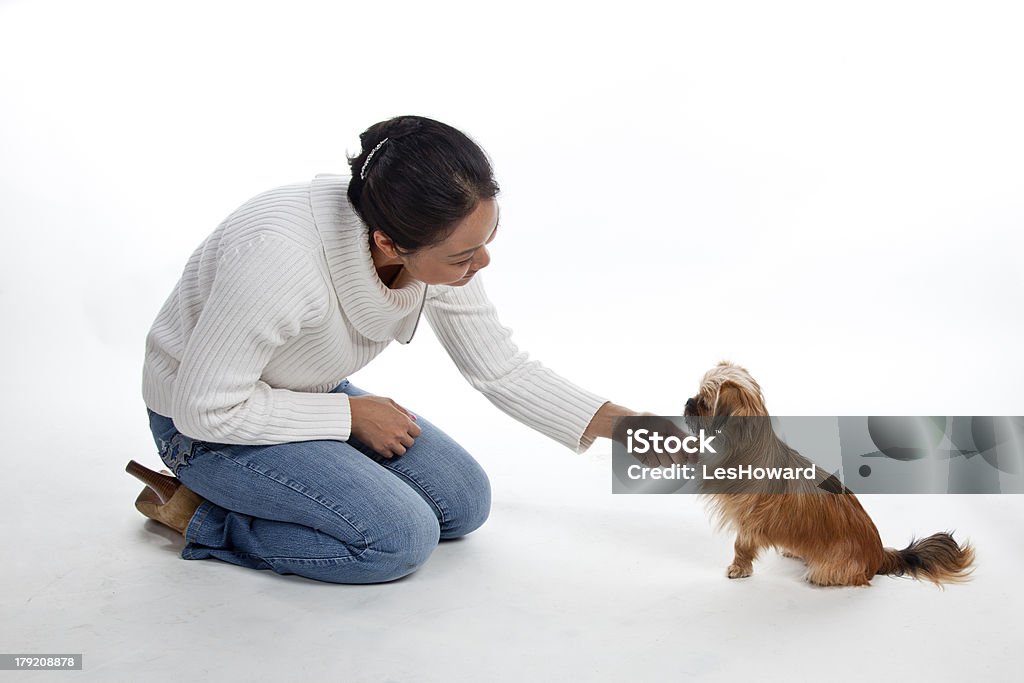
top-left (349, 395), bottom-right (422, 459)
top-left (584, 401), bottom-right (640, 446)
top-left (628, 412), bottom-right (699, 467)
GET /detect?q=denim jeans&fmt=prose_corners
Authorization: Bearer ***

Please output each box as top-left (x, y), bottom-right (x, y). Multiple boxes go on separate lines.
top-left (145, 380), bottom-right (491, 584)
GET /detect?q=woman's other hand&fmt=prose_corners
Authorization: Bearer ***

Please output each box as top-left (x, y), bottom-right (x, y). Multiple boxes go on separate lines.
top-left (349, 395), bottom-right (422, 458)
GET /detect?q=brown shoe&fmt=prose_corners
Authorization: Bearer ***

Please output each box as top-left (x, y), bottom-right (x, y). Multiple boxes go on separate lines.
top-left (126, 460), bottom-right (205, 535)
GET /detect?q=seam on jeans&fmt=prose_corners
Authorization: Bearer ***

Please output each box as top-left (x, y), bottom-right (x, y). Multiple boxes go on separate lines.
top-left (214, 549), bottom-right (362, 564)
top-left (260, 554), bottom-right (366, 563)
top-left (200, 446), bottom-right (371, 559)
top-left (186, 499), bottom-right (214, 546)
top-left (377, 461), bottom-right (449, 527)
top-left (219, 550), bottom-right (340, 564)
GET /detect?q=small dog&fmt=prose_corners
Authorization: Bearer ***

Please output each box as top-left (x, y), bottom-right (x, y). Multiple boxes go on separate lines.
top-left (683, 361), bottom-right (975, 587)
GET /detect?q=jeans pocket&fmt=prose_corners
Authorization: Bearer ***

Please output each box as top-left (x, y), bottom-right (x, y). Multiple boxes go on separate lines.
top-left (157, 431), bottom-right (205, 476)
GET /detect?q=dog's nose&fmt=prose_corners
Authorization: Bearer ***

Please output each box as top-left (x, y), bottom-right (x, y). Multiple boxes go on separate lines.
top-left (685, 398), bottom-right (697, 412)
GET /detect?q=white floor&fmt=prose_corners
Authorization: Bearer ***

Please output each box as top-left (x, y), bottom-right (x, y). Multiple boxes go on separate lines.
top-left (4, 396), bottom-right (1022, 682)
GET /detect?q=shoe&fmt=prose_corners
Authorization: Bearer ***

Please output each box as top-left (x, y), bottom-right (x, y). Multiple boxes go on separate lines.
top-left (126, 460), bottom-right (205, 535)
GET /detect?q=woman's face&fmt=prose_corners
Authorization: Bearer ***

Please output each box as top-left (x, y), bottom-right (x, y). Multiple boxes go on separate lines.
top-left (383, 199), bottom-right (500, 287)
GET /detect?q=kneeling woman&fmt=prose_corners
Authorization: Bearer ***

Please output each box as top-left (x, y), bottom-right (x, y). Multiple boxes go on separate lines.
top-left (127, 115), bottom-right (639, 584)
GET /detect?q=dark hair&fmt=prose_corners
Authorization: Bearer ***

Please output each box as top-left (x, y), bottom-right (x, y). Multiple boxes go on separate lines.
top-left (346, 115), bottom-right (500, 253)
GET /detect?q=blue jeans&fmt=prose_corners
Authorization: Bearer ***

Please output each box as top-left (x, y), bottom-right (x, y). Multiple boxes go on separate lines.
top-left (145, 380), bottom-right (491, 584)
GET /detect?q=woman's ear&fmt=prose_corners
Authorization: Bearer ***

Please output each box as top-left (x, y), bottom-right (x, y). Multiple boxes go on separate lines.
top-left (371, 230), bottom-right (402, 259)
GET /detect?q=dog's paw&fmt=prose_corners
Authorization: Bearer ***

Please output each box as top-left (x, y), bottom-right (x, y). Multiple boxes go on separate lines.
top-left (726, 563), bottom-right (753, 579)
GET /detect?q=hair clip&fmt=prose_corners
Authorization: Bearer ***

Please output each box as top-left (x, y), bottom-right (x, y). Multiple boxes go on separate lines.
top-left (360, 137), bottom-right (390, 180)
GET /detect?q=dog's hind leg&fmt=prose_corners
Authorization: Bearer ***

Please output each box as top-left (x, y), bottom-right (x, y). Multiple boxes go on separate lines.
top-left (804, 560), bottom-right (872, 587)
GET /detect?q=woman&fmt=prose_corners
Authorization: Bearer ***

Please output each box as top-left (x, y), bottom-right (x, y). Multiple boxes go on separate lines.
top-left (127, 115), bottom-right (641, 584)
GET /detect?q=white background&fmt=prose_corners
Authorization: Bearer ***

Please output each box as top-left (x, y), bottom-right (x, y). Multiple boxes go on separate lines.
top-left (1, 1), bottom-right (1022, 681)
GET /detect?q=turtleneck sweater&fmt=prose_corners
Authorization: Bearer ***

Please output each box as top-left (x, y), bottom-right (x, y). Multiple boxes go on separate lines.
top-left (142, 174), bottom-right (609, 453)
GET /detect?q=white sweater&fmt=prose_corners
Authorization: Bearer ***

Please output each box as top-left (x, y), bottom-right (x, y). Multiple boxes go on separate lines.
top-left (142, 174), bottom-right (609, 453)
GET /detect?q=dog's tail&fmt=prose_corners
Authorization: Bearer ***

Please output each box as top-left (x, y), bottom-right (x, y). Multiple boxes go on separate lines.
top-left (876, 531), bottom-right (975, 588)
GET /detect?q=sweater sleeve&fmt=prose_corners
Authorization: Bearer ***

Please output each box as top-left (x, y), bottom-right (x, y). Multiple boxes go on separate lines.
top-left (169, 234), bottom-right (352, 445)
top-left (423, 276), bottom-right (609, 453)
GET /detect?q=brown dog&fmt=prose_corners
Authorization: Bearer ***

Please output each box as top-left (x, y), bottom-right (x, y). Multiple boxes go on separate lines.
top-left (683, 361), bottom-right (975, 587)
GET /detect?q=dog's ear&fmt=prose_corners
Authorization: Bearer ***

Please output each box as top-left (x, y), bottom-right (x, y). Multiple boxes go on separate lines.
top-left (719, 381), bottom-right (766, 417)
top-left (711, 383), bottom-right (765, 447)
top-left (712, 381), bottom-right (765, 434)
top-left (715, 383), bottom-right (742, 415)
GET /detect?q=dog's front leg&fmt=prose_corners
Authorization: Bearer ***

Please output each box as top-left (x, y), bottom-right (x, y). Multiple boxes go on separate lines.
top-left (727, 534), bottom-right (759, 578)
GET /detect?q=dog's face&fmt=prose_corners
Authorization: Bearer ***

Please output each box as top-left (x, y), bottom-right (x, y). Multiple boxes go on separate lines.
top-left (684, 361), bottom-right (768, 428)
top-left (683, 361), bottom-right (771, 468)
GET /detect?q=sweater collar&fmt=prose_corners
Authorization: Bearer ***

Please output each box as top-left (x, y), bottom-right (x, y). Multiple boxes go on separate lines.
top-left (310, 173), bottom-right (427, 343)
